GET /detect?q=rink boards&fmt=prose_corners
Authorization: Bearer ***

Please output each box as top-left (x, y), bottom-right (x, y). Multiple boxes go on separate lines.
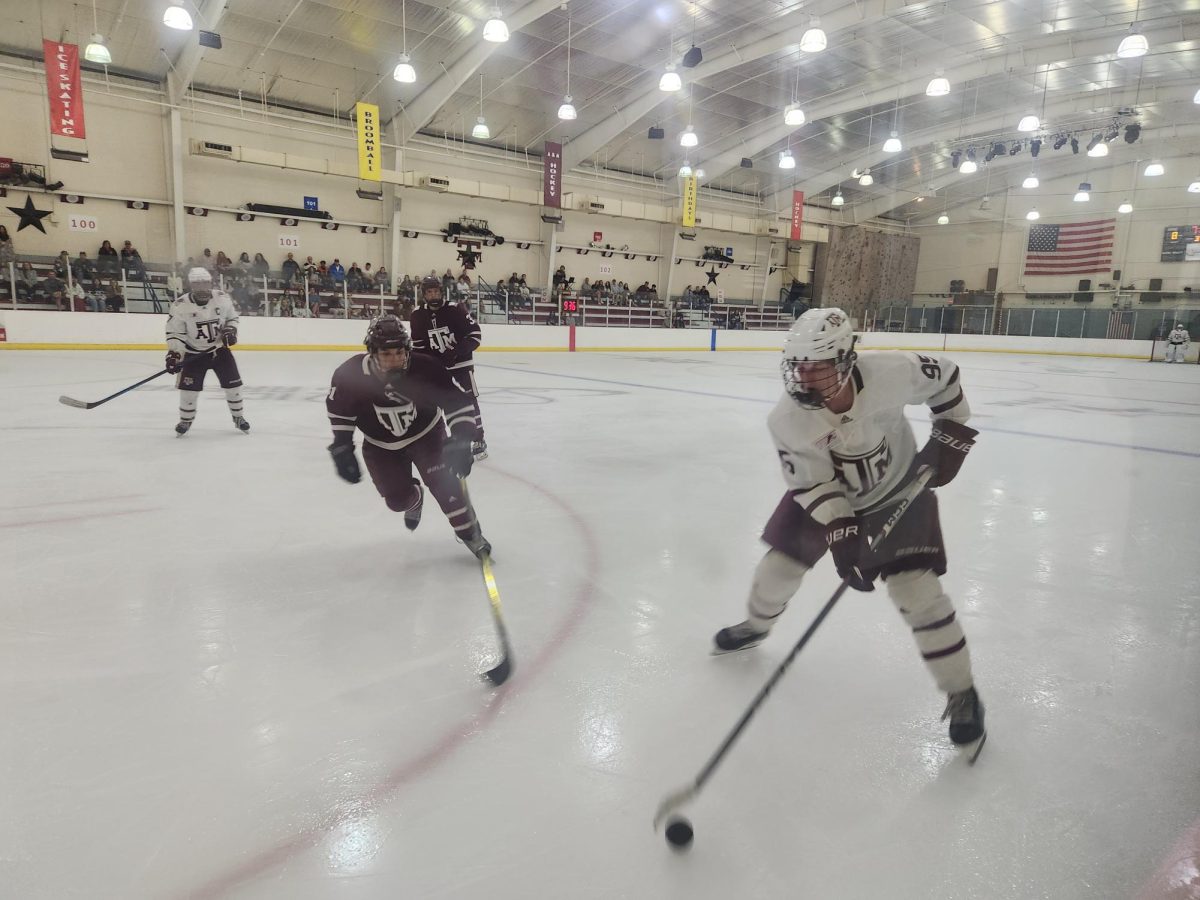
top-left (0, 309), bottom-right (1155, 359)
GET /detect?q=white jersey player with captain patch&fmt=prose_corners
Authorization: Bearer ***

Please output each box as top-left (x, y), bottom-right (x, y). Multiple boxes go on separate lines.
top-left (714, 308), bottom-right (987, 759)
top-left (164, 267), bottom-right (249, 436)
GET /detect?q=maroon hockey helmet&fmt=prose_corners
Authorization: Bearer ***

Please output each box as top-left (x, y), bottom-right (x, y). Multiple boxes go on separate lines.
top-left (420, 275), bottom-right (445, 308)
top-left (364, 314), bottom-right (413, 355)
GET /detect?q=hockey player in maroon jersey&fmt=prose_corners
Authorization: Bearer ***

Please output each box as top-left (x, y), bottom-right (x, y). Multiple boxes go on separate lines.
top-left (326, 315), bottom-right (491, 558)
top-left (409, 275), bottom-right (487, 460)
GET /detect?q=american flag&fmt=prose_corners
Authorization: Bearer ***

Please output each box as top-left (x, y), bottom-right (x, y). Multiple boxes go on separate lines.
top-left (1024, 219), bottom-right (1115, 276)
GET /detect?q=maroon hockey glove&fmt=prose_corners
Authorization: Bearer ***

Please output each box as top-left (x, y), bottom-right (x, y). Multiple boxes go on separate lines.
top-left (915, 420), bottom-right (979, 487)
top-left (445, 434), bottom-right (474, 480)
top-left (328, 442), bottom-right (361, 484)
top-left (165, 350), bottom-right (183, 374)
top-left (221, 325), bottom-right (238, 347)
top-left (826, 517), bottom-right (875, 592)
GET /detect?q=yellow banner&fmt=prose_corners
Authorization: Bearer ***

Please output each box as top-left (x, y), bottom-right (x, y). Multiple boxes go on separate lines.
top-left (681, 175), bottom-right (698, 227)
top-left (356, 101), bottom-right (381, 182)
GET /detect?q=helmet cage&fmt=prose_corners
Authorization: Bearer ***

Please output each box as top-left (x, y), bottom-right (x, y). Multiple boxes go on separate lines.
top-left (781, 341), bottom-right (857, 409)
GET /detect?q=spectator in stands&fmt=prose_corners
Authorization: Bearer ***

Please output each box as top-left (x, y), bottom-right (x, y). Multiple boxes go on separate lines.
top-left (281, 252), bottom-right (300, 284)
top-left (72, 251), bottom-right (95, 288)
top-left (507, 272), bottom-right (521, 289)
top-left (41, 271), bottom-right (66, 309)
top-left (546, 308), bottom-right (559, 326)
top-left (329, 258), bottom-right (346, 287)
top-left (122, 241), bottom-right (145, 276)
top-left (302, 255), bottom-right (317, 278)
top-left (235, 251), bottom-right (252, 273)
top-left (214, 251), bottom-right (232, 276)
top-left (84, 284), bottom-right (108, 313)
top-left (348, 260), bottom-right (364, 292)
top-left (104, 280), bottom-right (124, 312)
top-left (54, 251), bottom-right (70, 280)
top-left (398, 274), bottom-right (414, 300)
top-left (96, 240), bottom-right (117, 276)
top-left (553, 266), bottom-right (567, 289)
top-left (396, 293), bottom-right (415, 321)
top-left (374, 264), bottom-right (390, 291)
top-left (17, 261), bottom-right (37, 299)
top-left (0, 225), bottom-right (14, 270)
top-left (441, 268), bottom-right (455, 296)
top-left (250, 252), bottom-right (269, 279)
top-left (580, 277), bottom-right (592, 296)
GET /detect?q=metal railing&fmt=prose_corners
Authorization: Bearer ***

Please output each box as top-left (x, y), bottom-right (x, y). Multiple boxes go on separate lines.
top-left (865, 304), bottom-right (1200, 342)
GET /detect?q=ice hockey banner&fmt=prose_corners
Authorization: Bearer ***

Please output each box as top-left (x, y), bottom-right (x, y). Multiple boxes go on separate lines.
top-left (544, 141), bottom-right (562, 208)
top-left (681, 176), bottom-right (698, 227)
top-left (43, 41), bottom-right (86, 140)
top-left (790, 191), bottom-right (804, 240)
top-left (355, 102), bottom-right (381, 182)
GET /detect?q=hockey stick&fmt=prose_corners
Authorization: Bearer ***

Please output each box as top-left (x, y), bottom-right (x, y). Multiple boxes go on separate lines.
top-left (59, 369), bottom-right (171, 410)
top-left (459, 478), bottom-right (513, 686)
top-left (653, 466), bottom-right (937, 831)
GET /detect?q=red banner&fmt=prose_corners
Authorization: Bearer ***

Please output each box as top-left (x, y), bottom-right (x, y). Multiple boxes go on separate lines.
top-left (543, 141), bottom-right (562, 209)
top-left (790, 190), bottom-right (804, 241)
top-left (44, 41), bottom-right (86, 139)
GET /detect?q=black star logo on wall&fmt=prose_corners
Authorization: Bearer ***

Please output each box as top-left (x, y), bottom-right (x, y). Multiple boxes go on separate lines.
top-left (705, 267), bottom-right (719, 285)
top-left (7, 196), bottom-right (51, 234)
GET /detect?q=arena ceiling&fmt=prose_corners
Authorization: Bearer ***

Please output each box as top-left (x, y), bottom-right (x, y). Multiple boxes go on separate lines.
top-left (4, 0), bottom-right (1199, 221)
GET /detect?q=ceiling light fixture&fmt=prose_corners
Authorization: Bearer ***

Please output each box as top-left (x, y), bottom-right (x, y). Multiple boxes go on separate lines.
top-left (1087, 141), bottom-right (1108, 158)
top-left (1187, 180), bottom-right (1200, 194)
top-left (883, 131), bottom-right (902, 153)
top-left (858, 170), bottom-right (873, 186)
top-left (1073, 181), bottom-right (1091, 202)
top-left (926, 70), bottom-right (950, 96)
top-left (800, 17), bottom-right (827, 53)
top-left (1026, 209), bottom-right (1040, 221)
top-left (831, 189), bottom-right (844, 207)
top-left (659, 63), bottom-right (682, 92)
top-left (1022, 173), bottom-right (1039, 189)
top-left (678, 163), bottom-right (693, 177)
top-left (680, 124), bottom-right (698, 148)
top-left (557, 14), bottom-right (576, 120)
top-left (393, 0), bottom-right (416, 83)
top-left (483, 7), bottom-right (510, 42)
top-left (960, 159), bottom-right (978, 174)
top-left (472, 75), bottom-right (490, 139)
top-left (938, 213), bottom-right (949, 225)
top-left (1116, 26), bottom-right (1148, 58)
top-left (784, 103), bottom-right (805, 127)
top-left (1118, 199), bottom-right (1134, 212)
top-left (163, 4), bottom-right (193, 30)
top-left (694, 168), bottom-right (706, 179)
top-left (84, 0), bottom-right (111, 64)
top-left (779, 149), bottom-right (796, 169)
top-left (1144, 160), bottom-right (1164, 176)
top-left (1017, 111), bottom-right (1040, 132)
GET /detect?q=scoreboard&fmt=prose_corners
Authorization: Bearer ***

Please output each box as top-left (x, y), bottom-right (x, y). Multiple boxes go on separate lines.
top-left (1161, 225), bottom-right (1200, 262)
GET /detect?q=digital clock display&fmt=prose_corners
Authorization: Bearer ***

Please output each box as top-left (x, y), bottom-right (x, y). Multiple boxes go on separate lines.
top-left (562, 298), bottom-right (578, 312)
top-left (1161, 225), bottom-right (1200, 262)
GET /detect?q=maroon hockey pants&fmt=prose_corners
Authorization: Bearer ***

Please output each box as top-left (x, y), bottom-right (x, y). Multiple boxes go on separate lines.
top-left (361, 434), bottom-right (477, 536)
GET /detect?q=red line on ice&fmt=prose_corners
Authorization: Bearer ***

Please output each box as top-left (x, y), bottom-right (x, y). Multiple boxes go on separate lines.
top-left (0, 507), bottom-right (162, 530)
top-left (181, 466), bottom-right (601, 900)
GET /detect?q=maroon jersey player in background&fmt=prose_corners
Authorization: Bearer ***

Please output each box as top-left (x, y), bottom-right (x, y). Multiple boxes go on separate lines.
top-left (326, 315), bottom-right (491, 558)
top-left (409, 275), bottom-right (487, 461)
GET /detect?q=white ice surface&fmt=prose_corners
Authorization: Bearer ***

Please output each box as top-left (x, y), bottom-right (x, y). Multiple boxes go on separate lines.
top-left (1, 349), bottom-right (1199, 900)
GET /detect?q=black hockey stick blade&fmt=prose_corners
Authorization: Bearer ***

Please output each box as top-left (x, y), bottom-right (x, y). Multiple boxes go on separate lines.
top-left (59, 368), bottom-right (170, 410)
top-left (479, 553), bottom-right (514, 685)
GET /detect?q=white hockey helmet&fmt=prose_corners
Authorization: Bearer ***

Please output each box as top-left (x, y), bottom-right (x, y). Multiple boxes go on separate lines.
top-left (780, 307), bottom-right (858, 409)
top-left (187, 266), bottom-right (214, 304)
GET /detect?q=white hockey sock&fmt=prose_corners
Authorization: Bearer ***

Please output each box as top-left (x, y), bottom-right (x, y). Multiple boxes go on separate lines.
top-left (885, 569), bottom-right (974, 694)
top-left (224, 387), bottom-right (244, 416)
top-left (746, 550), bottom-right (809, 632)
top-left (178, 391), bottom-right (198, 422)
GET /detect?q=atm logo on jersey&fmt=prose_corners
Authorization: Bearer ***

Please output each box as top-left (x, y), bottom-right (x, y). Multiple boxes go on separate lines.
top-left (831, 438), bottom-right (892, 498)
top-left (374, 397), bottom-right (417, 437)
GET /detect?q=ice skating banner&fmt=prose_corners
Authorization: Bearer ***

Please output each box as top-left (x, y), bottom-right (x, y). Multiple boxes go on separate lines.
top-left (543, 141), bottom-right (562, 208)
top-left (356, 102), bottom-right (381, 182)
top-left (790, 190), bottom-right (804, 240)
top-left (43, 41), bottom-right (86, 139)
top-left (681, 176), bottom-right (698, 227)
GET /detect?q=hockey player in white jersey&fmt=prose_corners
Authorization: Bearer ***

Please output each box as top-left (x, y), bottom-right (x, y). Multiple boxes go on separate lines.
top-left (714, 308), bottom-right (985, 753)
top-left (165, 267), bottom-right (249, 436)
top-left (1165, 324), bottom-right (1190, 363)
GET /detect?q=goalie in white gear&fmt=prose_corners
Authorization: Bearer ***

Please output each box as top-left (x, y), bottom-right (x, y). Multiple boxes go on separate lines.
top-left (1165, 324), bottom-right (1190, 363)
top-left (714, 307), bottom-right (986, 752)
top-left (165, 267), bottom-right (249, 435)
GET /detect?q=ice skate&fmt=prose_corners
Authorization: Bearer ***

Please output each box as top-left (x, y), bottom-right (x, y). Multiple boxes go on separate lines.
top-left (712, 620), bottom-right (769, 655)
top-left (175, 420), bottom-right (191, 437)
top-left (472, 439), bottom-right (488, 461)
top-left (404, 485), bottom-right (424, 532)
top-left (462, 524), bottom-right (492, 560)
top-left (943, 686), bottom-right (986, 763)
top-left (232, 415), bottom-right (250, 433)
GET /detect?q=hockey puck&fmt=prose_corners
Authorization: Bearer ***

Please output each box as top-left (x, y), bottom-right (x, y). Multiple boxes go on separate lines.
top-left (664, 815), bottom-right (694, 849)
